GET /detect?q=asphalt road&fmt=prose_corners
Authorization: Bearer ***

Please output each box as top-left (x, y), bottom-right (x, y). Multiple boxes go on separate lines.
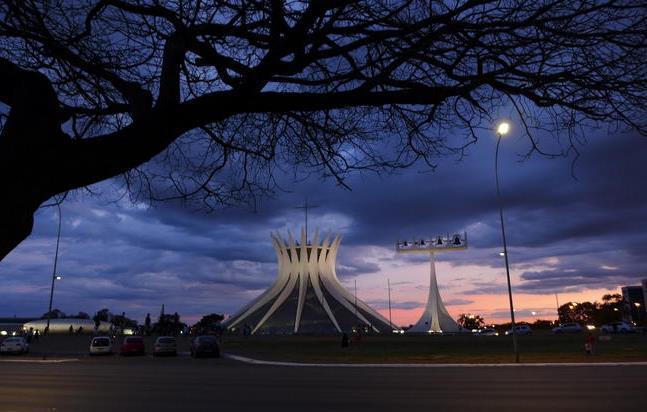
top-left (1, 357), bottom-right (646, 411)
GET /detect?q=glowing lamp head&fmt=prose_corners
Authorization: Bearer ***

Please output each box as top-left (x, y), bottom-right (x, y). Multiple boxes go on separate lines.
top-left (55, 275), bottom-right (62, 280)
top-left (497, 122), bottom-right (510, 136)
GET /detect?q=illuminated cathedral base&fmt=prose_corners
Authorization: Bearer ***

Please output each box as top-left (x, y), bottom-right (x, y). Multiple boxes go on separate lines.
top-left (225, 229), bottom-right (397, 335)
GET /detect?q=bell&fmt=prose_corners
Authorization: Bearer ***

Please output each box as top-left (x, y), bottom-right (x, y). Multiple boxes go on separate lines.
top-left (436, 237), bottom-right (443, 245)
top-left (453, 235), bottom-right (461, 245)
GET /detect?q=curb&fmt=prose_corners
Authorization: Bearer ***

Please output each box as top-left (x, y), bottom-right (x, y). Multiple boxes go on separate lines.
top-left (224, 354), bottom-right (647, 368)
top-left (0, 358), bottom-right (79, 363)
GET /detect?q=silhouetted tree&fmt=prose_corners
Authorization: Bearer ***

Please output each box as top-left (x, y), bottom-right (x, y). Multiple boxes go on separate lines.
top-left (457, 313), bottom-right (485, 330)
top-left (111, 312), bottom-right (138, 330)
top-left (558, 301), bottom-right (596, 324)
top-left (73, 311), bottom-right (91, 319)
top-left (594, 294), bottom-right (625, 325)
top-left (153, 311), bottom-right (186, 335)
top-left (558, 295), bottom-right (625, 326)
top-left (193, 313), bottom-right (225, 334)
top-left (41, 308), bottom-right (65, 319)
top-left (93, 308), bottom-right (112, 323)
top-left (532, 319), bottom-right (555, 330)
top-left (1, 1), bottom-right (645, 261)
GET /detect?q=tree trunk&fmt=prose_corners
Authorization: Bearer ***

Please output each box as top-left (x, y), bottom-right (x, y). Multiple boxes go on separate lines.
top-left (0, 194), bottom-right (41, 262)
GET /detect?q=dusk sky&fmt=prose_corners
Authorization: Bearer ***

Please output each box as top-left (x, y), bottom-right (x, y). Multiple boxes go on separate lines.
top-left (1, 125), bottom-right (646, 327)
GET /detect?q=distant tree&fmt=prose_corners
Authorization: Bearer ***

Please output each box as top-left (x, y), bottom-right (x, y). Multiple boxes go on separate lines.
top-left (93, 308), bottom-right (112, 323)
top-left (73, 311), bottom-right (90, 320)
top-left (559, 295), bottom-right (625, 326)
top-left (111, 312), bottom-right (138, 330)
top-left (1, 1), bottom-right (645, 262)
top-left (558, 302), bottom-right (596, 324)
top-left (532, 319), bottom-right (556, 329)
top-left (602, 294), bottom-right (624, 304)
top-left (153, 311), bottom-right (186, 336)
top-left (593, 294), bottom-right (624, 325)
top-left (457, 313), bottom-right (485, 330)
top-left (144, 313), bottom-right (151, 330)
top-left (41, 308), bottom-right (66, 319)
top-left (193, 313), bottom-right (225, 334)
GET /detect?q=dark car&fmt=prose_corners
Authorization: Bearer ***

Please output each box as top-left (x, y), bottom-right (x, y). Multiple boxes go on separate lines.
top-left (190, 335), bottom-right (220, 358)
top-left (120, 336), bottom-right (145, 356)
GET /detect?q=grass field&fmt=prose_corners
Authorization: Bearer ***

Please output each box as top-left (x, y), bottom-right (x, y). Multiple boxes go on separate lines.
top-left (4, 331), bottom-right (646, 364)
top-left (223, 331), bottom-right (647, 363)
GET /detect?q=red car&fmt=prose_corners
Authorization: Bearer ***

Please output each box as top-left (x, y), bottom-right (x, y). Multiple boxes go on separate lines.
top-left (120, 336), bottom-right (145, 356)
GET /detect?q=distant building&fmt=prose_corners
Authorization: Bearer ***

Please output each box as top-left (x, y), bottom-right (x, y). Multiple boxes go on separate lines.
top-left (22, 318), bottom-right (113, 334)
top-left (0, 317), bottom-right (38, 336)
top-left (621, 285), bottom-right (646, 326)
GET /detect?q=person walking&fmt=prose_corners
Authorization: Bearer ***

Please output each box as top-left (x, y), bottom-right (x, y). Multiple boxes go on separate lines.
top-left (585, 333), bottom-right (596, 355)
top-left (341, 333), bottom-right (349, 348)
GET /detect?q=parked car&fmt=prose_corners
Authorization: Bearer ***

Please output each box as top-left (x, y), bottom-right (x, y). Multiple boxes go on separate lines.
top-left (89, 336), bottom-right (113, 356)
top-left (0, 337), bottom-right (29, 354)
top-left (120, 336), bottom-right (145, 356)
top-left (190, 335), bottom-right (220, 358)
top-left (600, 321), bottom-right (635, 334)
top-left (552, 323), bottom-right (583, 334)
top-left (505, 325), bottom-right (532, 336)
top-left (477, 328), bottom-right (499, 336)
top-left (153, 336), bottom-right (177, 356)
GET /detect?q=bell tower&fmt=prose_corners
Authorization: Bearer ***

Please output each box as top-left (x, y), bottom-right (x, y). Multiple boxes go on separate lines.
top-left (396, 233), bottom-right (467, 333)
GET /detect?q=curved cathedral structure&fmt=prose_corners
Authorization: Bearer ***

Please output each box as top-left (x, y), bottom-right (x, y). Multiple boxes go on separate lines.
top-left (225, 229), bottom-right (396, 334)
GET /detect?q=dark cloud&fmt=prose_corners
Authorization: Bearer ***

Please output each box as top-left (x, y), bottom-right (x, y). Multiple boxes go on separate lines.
top-left (1, 129), bottom-right (646, 321)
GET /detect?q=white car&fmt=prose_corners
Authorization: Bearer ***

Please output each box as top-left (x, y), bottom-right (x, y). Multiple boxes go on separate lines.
top-left (600, 321), bottom-right (635, 334)
top-left (0, 337), bottom-right (29, 354)
top-left (505, 325), bottom-right (532, 336)
top-left (153, 336), bottom-right (177, 356)
top-left (552, 323), bottom-right (583, 334)
top-left (89, 336), bottom-right (113, 355)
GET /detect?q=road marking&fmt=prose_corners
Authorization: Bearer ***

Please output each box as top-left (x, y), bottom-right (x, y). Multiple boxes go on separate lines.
top-left (224, 354), bottom-right (647, 368)
top-left (0, 358), bottom-right (79, 363)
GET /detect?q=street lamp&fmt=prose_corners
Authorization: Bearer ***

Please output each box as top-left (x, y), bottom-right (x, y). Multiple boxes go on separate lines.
top-left (494, 121), bottom-right (519, 363)
top-left (43, 203), bottom-right (63, 359)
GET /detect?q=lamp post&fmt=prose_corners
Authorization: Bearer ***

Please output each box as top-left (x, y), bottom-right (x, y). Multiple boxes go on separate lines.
top-left (495, 121), bottom-right (519, 363)
top-left (387, 278), bottom-right (393, 330)
top-left (43, 203), bottom-right (62, 359)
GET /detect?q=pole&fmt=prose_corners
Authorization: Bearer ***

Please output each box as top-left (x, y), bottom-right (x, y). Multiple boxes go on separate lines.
top-left (354, 279), bottom-right (358, 318)
top-left (295, 198), bottom-right (319, 244)
top-left (495, 133), bottom-right (519, 363)
top-left (387, 278), bottom-right (393, 329)
top-left (555, 293), bottom-right (560, 322)
top-left (44, 203), bottom-right (62, 359)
